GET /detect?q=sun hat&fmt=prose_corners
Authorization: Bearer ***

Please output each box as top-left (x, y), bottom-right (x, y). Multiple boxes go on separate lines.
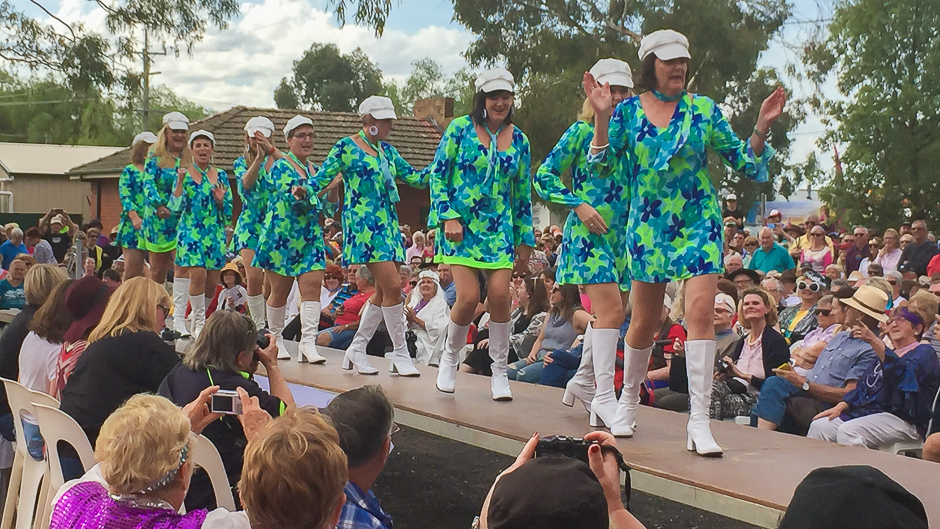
top-left (727, 193), bottom-right (737, 201)
top-left (244, 116), bottom-right (275, 138)
top-left (63, 275), bottom-right (116, 343)
top-left (220, 262), bottom-right (242, 282)
top-left (840, 285), bottom-right (889, 322)
top-left (283, 115), bottom-right (314, 140)
top-left (638, 29), bottom-right (691, 61)
top-left (188, 130), bottom-right (215, 147)
top-left (847, 271), bottom-right (863, 284)
top-left (475, 68), bottom-right (515, 94)
top-left (358, 96), bottom-right (398, 120)
top-left (162, 111), bottom-right (189, 131)
top-left (132, 132), bottom-right (158, 146)
top-left (727, 268), bottom-right (761, 285)
top-left (588, 58), bottom-right (634, 88)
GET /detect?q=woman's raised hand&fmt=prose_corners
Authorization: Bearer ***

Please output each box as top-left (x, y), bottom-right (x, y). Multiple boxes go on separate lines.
top-left (757, 86), bottom-right (787, 132)
top-left (582, 72), bottom-right (613, 118)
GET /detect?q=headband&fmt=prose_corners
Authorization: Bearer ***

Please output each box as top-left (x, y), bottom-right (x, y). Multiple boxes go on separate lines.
top-left (138, 444), bottom-right (189, 494)
top-left (895, 307), bottom-right (924, 328)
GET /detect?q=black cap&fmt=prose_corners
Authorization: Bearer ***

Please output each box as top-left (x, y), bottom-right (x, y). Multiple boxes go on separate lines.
top-left (487, 457), bottom-right (608, 529)
top-left (779, 466), bottom-right (927, 529)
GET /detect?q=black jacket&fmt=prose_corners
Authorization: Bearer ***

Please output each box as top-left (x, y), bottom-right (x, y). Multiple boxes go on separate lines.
top-left (728, 325), bottom-right (790, 390)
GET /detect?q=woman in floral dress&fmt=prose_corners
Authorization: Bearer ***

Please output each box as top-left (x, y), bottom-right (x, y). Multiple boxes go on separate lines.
top-left (116, 131), bottom-right (156, 280)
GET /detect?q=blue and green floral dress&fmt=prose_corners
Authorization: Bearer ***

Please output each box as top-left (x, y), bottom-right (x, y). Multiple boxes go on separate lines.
top-left (253, 154), bottom-right (332, 277)
top-left (143, 155), bottom-right (182, 253)
top-left (428, 116), bottom-right (536, 269)
top-left (535, 120), bottom-right (630, 290)
top-left (168, 166), bottom-right (232, 270)
top-left (590, 94), bottom-right (774, 283)
top-left (314, 134), bottom-right (428, 265)
top-left (116, 163), bottom-right (149, 251)
top-left (231, 155), bottom-right (272, 253)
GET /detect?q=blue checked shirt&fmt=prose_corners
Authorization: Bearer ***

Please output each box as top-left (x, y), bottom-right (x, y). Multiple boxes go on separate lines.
top-left (336, 482), bottom-right (393, 529)
top-left (806, 331), bottom-right (878, 387)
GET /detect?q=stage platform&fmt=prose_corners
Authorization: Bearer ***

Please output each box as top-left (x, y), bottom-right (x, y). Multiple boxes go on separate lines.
top-left (268, 345), bottom-right (938, 528)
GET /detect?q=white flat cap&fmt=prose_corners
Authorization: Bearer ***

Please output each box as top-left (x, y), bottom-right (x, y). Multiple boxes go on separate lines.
top-left (475, 68), bottom-right (515, 93)
top-left (244, 116), bottom-right (275, 138)
top-left (162, 111), bottom-right (190, 131)
top-left (284, 115), bottom-right (314, 140)
top-left (188, 130), bottom-right (215, 146)
top-left (358, 96), bottom-right (398, 120)
top-left (589, 58), bottom-right (634, 88)
top-left (638, 29), bottom-right (691, 61)
top-left (132, 131), bottom-right (158, 146)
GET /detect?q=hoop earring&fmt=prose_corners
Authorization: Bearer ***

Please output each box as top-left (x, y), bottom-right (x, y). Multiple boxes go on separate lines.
top-left (368, 126), bottom-right (379, 136)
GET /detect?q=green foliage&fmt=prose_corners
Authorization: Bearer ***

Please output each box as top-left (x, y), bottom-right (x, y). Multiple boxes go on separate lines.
top-left (276, 44), bottom-right (384, 112)
top-left (383, 59), bottom-right (477, 116)
top-left (808, 0), bottom-right (940, 230)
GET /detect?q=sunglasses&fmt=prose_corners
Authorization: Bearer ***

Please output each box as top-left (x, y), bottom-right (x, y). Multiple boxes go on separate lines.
top-left (815, 308), bottom-right (832, 316)
top-left (811, 233), bottom-right (825, 237)
top-left (513, 273), bottom-right (525, 279)
top-left (158, 304), bottom-right (171, 318)
top-left (798, 281), bottom-right (821, 292)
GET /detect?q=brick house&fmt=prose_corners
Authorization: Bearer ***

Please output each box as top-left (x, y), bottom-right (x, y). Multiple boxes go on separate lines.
top-left (68, 99), bottom-right (455, 233)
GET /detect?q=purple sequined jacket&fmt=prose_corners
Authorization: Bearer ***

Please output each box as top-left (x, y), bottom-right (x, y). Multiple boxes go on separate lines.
top-left (51, 481), bottom-right (207, 529)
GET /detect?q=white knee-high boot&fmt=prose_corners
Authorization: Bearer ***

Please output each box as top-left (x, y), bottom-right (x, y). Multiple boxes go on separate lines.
top-left (587, 328), bottom-right (624, 429)
top-left (189, 294), bottom-right (206, 340)
top-left (384, 304), bottom-right (420, 376)
top-left (610, 343), bottom-right (653, 437)
top-left (488, 321), bottom-right (513, 401)
top-left (247, 294), bottom-right (267, 331)
top-left (686, 339), bottom-right (723, 456)
top-left (172, 278), bottom-right (191, 336)
top-left (563, 323), bottom-right (595, 413)
top-left (266, 304), bottom-right (291, 360)
top-left (342, 302), bottom-right (381, 375)
top-left (298, 301), bottom-right (326, 364)
top-left (436, 319), bottom-right (468, 393)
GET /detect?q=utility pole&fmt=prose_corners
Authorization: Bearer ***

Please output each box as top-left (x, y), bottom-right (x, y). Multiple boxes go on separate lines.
top-left (139, 27), bottom-right (165, 129)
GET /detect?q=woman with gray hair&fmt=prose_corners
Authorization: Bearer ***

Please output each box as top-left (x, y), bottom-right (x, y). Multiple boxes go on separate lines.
top-left (0, 227), bottom-right (27, 270)
top-left (405, 270), bottom-right (451, 365)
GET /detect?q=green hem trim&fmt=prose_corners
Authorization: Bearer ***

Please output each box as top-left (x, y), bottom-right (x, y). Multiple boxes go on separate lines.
top-left (145, 241), bottom-right (177, 253)
top-left (437, 255), bottom-right (513, 270)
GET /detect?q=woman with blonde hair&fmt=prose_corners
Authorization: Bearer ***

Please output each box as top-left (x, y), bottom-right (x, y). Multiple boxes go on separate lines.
top-left (117, 132), bottom-right (157, 279)
top-left (144, 111), bottom-right (192, 335)
top-left (59, 277), bottom-right (180, 446)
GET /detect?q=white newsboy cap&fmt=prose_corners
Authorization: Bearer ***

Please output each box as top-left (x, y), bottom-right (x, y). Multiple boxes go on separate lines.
top-left (358, 96), bottom-right (398, 120)
top-left (162, 111), bottom-right (190, 130)
top-left (244, 116), bottom-right (275, 138)
top-left (589, 58), bottom-right (634, 89)
top-left (475, 68), bottom-right (515, 93)
top-left (638, 29), bottom-right (691, 61)
top-left (188, 129), bottom-right (215, 146)
top-left (132, 131), bottom-right (157, 146)
top-left (727, 193), bottom-right (737, 201)
top-left (284, 115), bottom-right (314, 140)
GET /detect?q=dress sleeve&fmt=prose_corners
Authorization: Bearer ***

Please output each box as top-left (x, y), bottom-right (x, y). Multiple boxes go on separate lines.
top-left (534, 122), bottom-right (589, 208)
top-left (512, 134), bottom-right (536, 249)
top-left (389, 144), bottom-right (427, 189)
top-left (119, 166), bottom-right (137, 212)
top-left (143, 157), bottom-right (165, 208)
top-left (427, 120), bottom-right (463, 226)
top-left (585, 102), bottom-right (630, 179)
top-left (708, 100), bottom-right (775, 183)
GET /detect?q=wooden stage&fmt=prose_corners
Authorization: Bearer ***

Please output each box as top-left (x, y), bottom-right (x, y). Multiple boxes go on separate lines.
top-left (273, 345), bottom-right (938, 527)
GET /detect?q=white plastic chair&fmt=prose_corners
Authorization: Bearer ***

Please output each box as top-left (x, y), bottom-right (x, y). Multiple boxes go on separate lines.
top-left (31, 402), bottom-right (95, 527)
top-left (190, 434), bottom-right (236, 511)
top-left (0, 380), bottom-right (53, 529)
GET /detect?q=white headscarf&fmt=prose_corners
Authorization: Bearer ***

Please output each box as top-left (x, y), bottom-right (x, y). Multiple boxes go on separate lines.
top-left (407, 270), bottom-right (451, 365)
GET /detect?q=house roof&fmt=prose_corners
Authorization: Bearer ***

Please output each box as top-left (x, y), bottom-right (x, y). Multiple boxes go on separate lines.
top-left (0, 143), bottom-right (122, 177)
top-left (68, 106), bottom-right (444, 178)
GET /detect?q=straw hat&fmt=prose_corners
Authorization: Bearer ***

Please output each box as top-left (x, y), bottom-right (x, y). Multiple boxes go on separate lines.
top-left (840, 285), bottom-right (889, 322)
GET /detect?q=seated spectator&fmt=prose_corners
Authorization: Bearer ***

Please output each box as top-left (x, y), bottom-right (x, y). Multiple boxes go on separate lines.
top-left (19, 279), bottom-right (73, 393)
top-left (750, 227), bottom-right (795, 274)
top-left (779, 271), bottom-right (824, 344)
top-left (321, 386), bottom-right (397, 529)
top-left (799, 226), bottom-right (832, 273)
top-left (60, 277), bottom-right (180, 448)
top-left (404, 270), bottom-right (451, 366)
top-left (779, 269), bottom-right (799, 306)
top-left (51, 276), bottom-right (116, 399)
top-left (915, 285), bottom-right (940, 359)
top-left (656, 293), bottom-right (740, 412)
top-left (438, 263), bottom-right (456, 307)
top-left (406, 231), bottom-right (428, 264)
top-left (830, 278), bottom-right (851, 294)
top-left (101, 268), bottom-right (122, 288)
top-left (864, 262), bottom-right (883, 279)
top-left (399, 265), bottom-right (413, 296)
top-left (724, 253), bottom-right (743, 275)
top-left (508, 284), bottom-right (590, 384)
top-left (741, 235), bottom-right (759, 267)
top-left (789, 295), bottom-right (842, 373)
top-left (750, 286), bottom-right (884, 432)
top-left (319, 264), bottom-right (346, 327)
top-left (808, 301), bottom-right (939, 449)
top-left (710, 288), bottom-right (789, 419)
top-left (899, 232), bottom-right (914, 252)
top-left (317, 266), bottom-right (375, 350)
top-left (24, 227), bottom-right (56, 265)
top-left (0, 258), bottom-right (28, 310)
top-left (0, 228), bottom-right (27, 270)
top-left (215, 263), bottom-right (247, 313)
top-left (873, 229), bottom-right (902, 274)
top-left (645, 295), bottom-right (686, 388)
top-left (824, 264), bottom-right (843, 281)
top-left (159, 310), bottom-right (291, 510)
top-left (464, 277), bottom-right (550, 376)
top-left (761, 277), bottom-right (786, 312)
top-left (49, 393), bottom-right (248, 529)
top-left (899, 220), bottom-right (936, 277)
top-left (537, 267), bottom-right (556, 293)
top-left (478, 431), bottom-right (644, 529)
top-left (727, 268), bottom-right (760, 299)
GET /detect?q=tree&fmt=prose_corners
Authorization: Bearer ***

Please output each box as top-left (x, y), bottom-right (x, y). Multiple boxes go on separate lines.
top-left (275, 44), bottom-right (384, 112)
top-left (806, 0), bottom-right (940, 230)
top-left (383, 59), bottom-right (476, 116)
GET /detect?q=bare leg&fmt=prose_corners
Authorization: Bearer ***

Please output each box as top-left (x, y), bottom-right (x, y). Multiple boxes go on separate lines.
top-left (123, 249), bottom-right (146, 280)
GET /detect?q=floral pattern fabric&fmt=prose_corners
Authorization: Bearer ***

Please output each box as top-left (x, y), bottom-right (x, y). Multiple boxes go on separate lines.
top-left (427, 116), bottom-right (536, 269)
top-left (116, 164), bottom-right (149, 251)
top-left (535, 120), bottom-right (630, 289)
top-left (143, 155), bottom-right (182, 253)
top-left (315, 136), bottom-right (428, 265)
top-left (231, 155), bottom-right (272, 253)
top-left (168, 167), bottom-right (232, 270)
top-left (590, 94), bottom-right (774, 283)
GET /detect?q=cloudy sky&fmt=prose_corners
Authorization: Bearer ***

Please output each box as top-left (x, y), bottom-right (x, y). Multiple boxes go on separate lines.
top-left (38, 0), bottom-right (835, 169)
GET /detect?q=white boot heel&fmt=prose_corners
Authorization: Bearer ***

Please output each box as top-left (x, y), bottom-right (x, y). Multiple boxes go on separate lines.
top-left (589, 409), bottom-right (604, 428)
top-left (341, 357), bottom-right (352, 370)
top-left (436, 320), bottom-right (468, 393)
top-left (383, 304), bottom-right (420, 377)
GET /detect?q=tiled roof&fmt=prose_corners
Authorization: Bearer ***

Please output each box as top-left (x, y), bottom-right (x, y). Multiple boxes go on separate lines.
top-left (0, 143), bottom-right (122, 176)
top-left (68, 106), bottom-right (443, 177)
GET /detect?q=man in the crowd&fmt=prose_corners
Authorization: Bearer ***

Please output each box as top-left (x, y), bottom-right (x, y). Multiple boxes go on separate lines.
top-left (38, 208), bottom-right (78, 263)
top-left (780, 269), bottom-right (800, 307)
top-left (789, 294), bottom-right (841, 374)
top-left (724, 253), bottom-right (743, 275)
top-left (438, 263), bottom-right (456, 307)
top-left (843, 226), bottom-right (871, 274)
top-left (24, 227), bottom-right (56, 265)
top-left (723, 219), bottom-right (739, 252)
top-left (899, 220), bottom-right (937, 277)
top-left (899, 221), bottom-right (913, 237)
top-left (722, 194), bottom-right (745, 228)
top-left (730, 230), bottom-right (746, 255)
top-left (749, 227), bottom-right (795, 274)
top-left (322, 385), bottom-right (396, 529)
top-left (750, 286), bottom-right (883, 432)
top-left (0, 228), bottom-right (26, 270)
top-left (727, 268), bottom-right (761, 299)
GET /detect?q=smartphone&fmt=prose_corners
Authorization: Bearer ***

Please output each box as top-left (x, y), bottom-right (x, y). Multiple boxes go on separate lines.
top-left (654, 339), bottom-right (674, 346)
top-left (767, 223), bottom-right (776, 229)
top-left (776, 362), bottom-right (792, 371)
top-left (210, 389), bottom-right (242, 415)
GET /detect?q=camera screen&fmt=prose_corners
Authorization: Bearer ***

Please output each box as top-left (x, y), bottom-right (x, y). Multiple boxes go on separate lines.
top-left (211, 395), bottom-right (235, 413)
